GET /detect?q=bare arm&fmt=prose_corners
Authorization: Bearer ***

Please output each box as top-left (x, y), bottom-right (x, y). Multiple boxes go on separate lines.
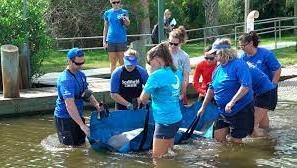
top-left (197, 88), bottom-right (214, 116)
top-left (272, 68), bottom-right (281, 84)
top-left (181, 71), bottom-right (190, 97)
top-left (225, 86), bottom-right (249, 112)
top-left (140, 91), bottom-right (150, 105)
top-left (88, 95), bottom-right (103, 111)
top-left (111, 93), bottom-right (131, 107)
top-left (102, 20), bottom-right (108, 48)
top-left (122, 16), bottom-right (130, 26)
top-left (65, 98), bottom-right (89, 136)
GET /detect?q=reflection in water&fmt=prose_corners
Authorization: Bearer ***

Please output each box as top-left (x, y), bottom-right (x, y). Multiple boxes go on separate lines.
top-left (0, 102), bottom-right (297, 167)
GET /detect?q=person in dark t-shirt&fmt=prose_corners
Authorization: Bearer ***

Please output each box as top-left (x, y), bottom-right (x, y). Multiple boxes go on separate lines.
top-left (110, 49), bottom-right (149, 110)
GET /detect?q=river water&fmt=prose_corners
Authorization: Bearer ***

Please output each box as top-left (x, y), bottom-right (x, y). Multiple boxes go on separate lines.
top-left (0, 101), bottom-right (297, 168)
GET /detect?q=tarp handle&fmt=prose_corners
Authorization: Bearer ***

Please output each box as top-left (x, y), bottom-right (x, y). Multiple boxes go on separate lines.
top-left (178, 114), bottom-right (201, 143)
top-left (138, 104), bottom-right (150, 151)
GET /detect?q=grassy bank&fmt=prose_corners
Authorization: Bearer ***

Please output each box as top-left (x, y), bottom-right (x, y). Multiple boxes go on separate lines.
top-left (41, 36), bottom-right (296, 73)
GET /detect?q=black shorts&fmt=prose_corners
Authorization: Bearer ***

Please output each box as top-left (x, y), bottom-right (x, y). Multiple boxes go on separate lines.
top-left (55, 117), bottom-right (86, 146)
top-left (214, 102), bottom-right (254, 139)
top-left (154, 121), bottom-right (180, 139)
top-left (255, 87), bottom-right (277, 111)
top-left (107, 42), bottom-right (127, 52)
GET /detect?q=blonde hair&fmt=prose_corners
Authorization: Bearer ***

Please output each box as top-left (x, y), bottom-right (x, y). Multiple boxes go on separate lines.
top-left (164, 9), bottom-right (171, 16)
top-left (215, 38), bottom-right (237, 61)
top-left (125, 49), bottom-right (137, 57)
top-left (169, 26), bottom-right (188, 44)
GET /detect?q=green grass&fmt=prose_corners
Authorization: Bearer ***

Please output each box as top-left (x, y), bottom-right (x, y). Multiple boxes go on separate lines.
top-left (40, 50), bottom-right (110, 73)
top-left (40, 35), bottom-right (297, 73)
top-left (274, 46), bottom-right (297, 66)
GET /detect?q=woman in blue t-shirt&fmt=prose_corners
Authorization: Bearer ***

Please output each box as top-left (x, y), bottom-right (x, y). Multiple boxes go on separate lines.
top-left (197, 38), bottom-right (254, 143)
top-left (246, 62), bottom-right (277, 137)
top-left (140, 43), bottom-right (183, 158)
top-left (239, 31), bottom-right (281, 129)
top-left (103, 0), bottom-right (130, 73)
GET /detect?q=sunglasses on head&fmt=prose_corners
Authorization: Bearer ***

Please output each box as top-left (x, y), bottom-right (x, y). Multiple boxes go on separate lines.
top-left (72, 60), bottom-right (85, 66)
top-left (169, 42), bottom-right (179, 46)
top-left (112, 1), bottom-right (120, 4)
top-left (204, 57), bottom-right (215, 61)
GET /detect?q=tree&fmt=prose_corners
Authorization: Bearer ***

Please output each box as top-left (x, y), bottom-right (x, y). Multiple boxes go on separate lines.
top-left (140, 0), bottom-right (151, 42)
top-left (0, 0), bottom-right (51, 79)
top-left (203, 0), bottom-right (219, 37)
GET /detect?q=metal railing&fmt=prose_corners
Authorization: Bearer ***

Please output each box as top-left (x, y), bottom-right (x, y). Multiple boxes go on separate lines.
top-left (55, 16), bottom-right (297, 51)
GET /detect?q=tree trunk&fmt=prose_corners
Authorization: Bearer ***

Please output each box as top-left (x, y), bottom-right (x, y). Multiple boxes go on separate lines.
top-left (203, 0), bottom-right (219, 39)
top-left (140, 0), bottom-right (151, 43)
top-left (1, 45), bottom-right (20, 98)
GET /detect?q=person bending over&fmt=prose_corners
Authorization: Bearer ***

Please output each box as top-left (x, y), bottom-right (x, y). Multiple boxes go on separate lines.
top-left (110, 49), bottom-right (148, 110)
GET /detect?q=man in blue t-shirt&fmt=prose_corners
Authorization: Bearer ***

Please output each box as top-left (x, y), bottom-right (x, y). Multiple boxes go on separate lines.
top-left (54, 48), bottom-right (104, 146)
top-left (110, 49), bottom-right (148, 110)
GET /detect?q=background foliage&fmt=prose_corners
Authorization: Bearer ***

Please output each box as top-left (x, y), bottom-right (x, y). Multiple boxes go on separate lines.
top-left (0, 0), bottom-right (296, 77)
top-left (0, 0), bottom-right (51, 76)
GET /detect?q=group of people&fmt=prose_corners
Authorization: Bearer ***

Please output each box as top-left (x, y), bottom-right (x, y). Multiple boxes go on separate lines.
top-left (53, 0), bottom-right (281, 159)
top-left (196, 32), bottom-right (281, 143)
top-left (53, 27), bottom-right (190, 159)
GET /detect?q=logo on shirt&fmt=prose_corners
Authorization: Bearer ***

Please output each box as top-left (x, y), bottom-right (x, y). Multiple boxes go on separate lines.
top-left (122, 79), bottom-right (140, 88)
top-left (256, 60), bottom-right (262, 64)
top-left (171, 75), bottom-right (180, 90)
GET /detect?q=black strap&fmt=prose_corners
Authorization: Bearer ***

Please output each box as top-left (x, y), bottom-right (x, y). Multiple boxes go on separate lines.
top-left (138, 104), bottom-right (150, 151)
top-left (67, 69), bottom-right (85, 99)
top-left (178, 114), bottom-right (201, 143)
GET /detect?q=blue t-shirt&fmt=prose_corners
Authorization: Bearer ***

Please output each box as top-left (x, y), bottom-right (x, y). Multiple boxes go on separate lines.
top-left (111, 65), bottom-right (149, 109)
top-left (143, 67), bottom-right (183, 124)
top-left (210, 59), bottom-right (253, 116)
top-left (240, 47), bottom-right (281, 81)
top-left (247, 62), bottom-right (275, 95)
top-left (54, 69), bottom-right (88, 118)
top-left (104, 8), bottom-right (128, 43)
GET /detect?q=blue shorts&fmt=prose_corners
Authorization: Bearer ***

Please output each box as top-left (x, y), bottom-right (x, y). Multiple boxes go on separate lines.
top-left (154, 121), bottom-right (180, 139)
top-left (107, 42), bottom-right (127, 52)
top-left (255, 87), bottom-right (277, 111)
top-left (214, 102), bottom-right (254, 139)
top-left (55, 117), bottom-right (86, 146)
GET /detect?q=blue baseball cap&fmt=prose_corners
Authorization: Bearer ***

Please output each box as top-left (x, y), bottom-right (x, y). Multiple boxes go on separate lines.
top-left (206, 43), bottom-right (231, 55)
top-left (124, 55), bottom-right (138, 66)
top-left (67, 48), bottom-right (84, 60)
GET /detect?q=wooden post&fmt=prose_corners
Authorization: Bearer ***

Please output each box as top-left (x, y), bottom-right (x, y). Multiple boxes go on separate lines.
top-left (18, 54), bottom-right (29, 89)
top-left (130, 40), bottom-right (146, 68)
top-left (1, 45), bottom-right (20, 98)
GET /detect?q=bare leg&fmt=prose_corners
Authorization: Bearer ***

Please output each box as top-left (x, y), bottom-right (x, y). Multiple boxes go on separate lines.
top-left (214, 127), bottom-right (229, 143)
top-left (259, 110), bottom-right (269, 129)
top-left (108, 52), bottom-right (118, 73)
top-left (117, 51), bottom-right (124, 66)
top-left (253, 107), bottom-right (269, 137)
top-left (152, 137), bottom-right (174, 158)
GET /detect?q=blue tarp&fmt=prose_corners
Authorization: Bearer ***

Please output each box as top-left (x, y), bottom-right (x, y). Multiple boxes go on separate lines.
top-left (89, 101), bottom-right (219, 153)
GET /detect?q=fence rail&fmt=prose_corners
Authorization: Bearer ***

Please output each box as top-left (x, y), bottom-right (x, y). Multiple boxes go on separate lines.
top-left (55, 16), bottom-right (297, 51)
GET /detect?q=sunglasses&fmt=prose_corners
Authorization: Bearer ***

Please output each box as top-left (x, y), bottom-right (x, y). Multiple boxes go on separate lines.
top-left (72, 60), bottom-right (85, 66)
top-left (112, 1), bottom-right (121, 4)
top-left (204, 57), bottom-right (215, 61)
top-left (169, 42), bottom-right (179, 46)
top-left (239, 42), bottom-right (250, 48)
